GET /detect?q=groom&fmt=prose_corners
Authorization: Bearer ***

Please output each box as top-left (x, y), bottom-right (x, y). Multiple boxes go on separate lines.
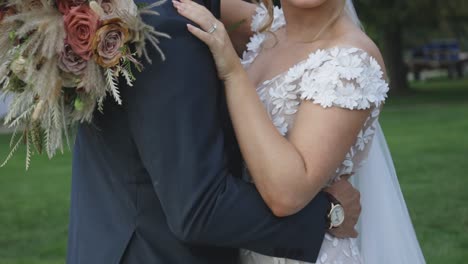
top-left (67, 1), bottom-right (361, 263)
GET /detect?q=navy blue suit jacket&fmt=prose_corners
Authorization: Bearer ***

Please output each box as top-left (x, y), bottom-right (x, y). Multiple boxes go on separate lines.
top-left (67, 1), bottom-right (329, 263)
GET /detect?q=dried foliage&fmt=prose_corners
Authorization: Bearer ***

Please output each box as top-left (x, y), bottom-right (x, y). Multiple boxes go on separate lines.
top-left (0, 0), bottom-right (169, 168)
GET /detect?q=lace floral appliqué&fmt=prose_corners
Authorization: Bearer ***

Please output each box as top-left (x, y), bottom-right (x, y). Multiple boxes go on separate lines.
top-left (240, 4), bottom-right (390, 264)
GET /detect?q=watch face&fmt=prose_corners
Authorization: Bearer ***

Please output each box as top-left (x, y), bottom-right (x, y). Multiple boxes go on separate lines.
top-left (331, 205), bottom-right (345, 227)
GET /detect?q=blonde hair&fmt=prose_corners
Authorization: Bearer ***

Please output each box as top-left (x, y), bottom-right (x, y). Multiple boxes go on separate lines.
top-left (256, 0), bottom-right (275, 33)
top-left (258, 0), bottom-right (347, 41)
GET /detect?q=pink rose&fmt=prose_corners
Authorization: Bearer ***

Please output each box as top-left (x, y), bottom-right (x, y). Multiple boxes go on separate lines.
top-left (64, 5), bottom-right (100, 61)
top-left (57, 0), bottom-right (87, 14)
top-left (59, 43), bottom-right (88, 75)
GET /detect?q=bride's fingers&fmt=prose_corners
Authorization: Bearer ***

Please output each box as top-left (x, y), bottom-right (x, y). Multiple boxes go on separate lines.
top-left (186, 24), bottom-right (212, 45)
top-left (340, 174), bottom-right (353, 181)
top-left (173, 0), bottom-right (214, 32)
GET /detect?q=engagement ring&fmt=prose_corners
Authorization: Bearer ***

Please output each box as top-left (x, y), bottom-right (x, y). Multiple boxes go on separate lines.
top-left (207, 23), bottom-right (217, 34)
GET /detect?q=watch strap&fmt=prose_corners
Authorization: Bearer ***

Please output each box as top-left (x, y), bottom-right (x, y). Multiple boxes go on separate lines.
top-left (324, 192), bottom-right (342, 230)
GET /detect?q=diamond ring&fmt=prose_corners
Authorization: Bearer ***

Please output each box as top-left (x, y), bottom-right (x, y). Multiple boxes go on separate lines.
top-left (207, 23), bottom-right (218, 34)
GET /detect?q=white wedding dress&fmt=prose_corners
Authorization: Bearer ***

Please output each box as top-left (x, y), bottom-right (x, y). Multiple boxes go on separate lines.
top-left (239, 5), bottom-right (426, 264)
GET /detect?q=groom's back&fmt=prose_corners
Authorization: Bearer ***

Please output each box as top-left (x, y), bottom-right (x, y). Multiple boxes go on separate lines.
top-left (67, 1), bottom-right (240, 263)
top-left (69, 102), bottom-right (238, 264)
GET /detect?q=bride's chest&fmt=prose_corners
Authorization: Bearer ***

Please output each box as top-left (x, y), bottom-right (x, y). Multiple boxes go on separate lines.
top-left (246, 43), bottom-right (312, 87)
top-left (255, 78), bottom-right (302, 136)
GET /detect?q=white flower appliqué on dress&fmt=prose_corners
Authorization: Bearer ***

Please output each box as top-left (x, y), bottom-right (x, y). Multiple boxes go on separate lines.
top-left (240, 4), bottom-right (390, 264)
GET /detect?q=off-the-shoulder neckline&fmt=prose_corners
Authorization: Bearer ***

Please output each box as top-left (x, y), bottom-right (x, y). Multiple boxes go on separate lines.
top-left (244, 6), bottom-right (387, 88)
top-left (251, 46), bottom-right (384, 89)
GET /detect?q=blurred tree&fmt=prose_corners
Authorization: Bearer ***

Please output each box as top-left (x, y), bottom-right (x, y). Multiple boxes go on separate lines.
top-left (353, 0), bottom-right (441, 94)
top-left (355, 0), bottom-right (468, 94)
top-left (271, 0), bottom-right (438, 93)
top-left (269, 0), bottom-right (468, 93)
top-left (438, 0), bottom-right (468, 47)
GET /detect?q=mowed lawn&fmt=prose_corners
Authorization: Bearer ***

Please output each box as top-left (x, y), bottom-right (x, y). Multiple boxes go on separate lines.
top-left (0, 79), bottom-right (467, 264)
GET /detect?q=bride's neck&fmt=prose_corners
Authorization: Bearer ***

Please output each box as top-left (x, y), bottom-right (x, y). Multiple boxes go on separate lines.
top-left (280, 0), bottom-right (343, 43)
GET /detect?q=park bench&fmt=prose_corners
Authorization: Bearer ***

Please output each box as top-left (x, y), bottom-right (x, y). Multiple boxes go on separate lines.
top-left (408, 39), bottom-right (468, 80)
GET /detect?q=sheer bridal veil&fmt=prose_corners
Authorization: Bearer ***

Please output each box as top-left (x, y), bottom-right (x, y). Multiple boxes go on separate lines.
top-left (353, 124), bottom-right (426, 263)
top-left (344, 1), bottom-right (426, 263)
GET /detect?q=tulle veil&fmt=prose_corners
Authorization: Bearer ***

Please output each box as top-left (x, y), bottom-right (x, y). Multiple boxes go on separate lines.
top-left (344, 1), bottom-right (426, 263)
top-left (352, 123), bottom-right (426, 263)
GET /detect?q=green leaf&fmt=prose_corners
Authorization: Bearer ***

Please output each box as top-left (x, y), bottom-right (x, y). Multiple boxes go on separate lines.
top-left (9, 31), bottom-right (16, 42)
top-left (227, 19), bottom-right (247, 33)
top-left (74, 98), bottom-right (84, 112)
top-left (8, 74), bottom-right (27, 93)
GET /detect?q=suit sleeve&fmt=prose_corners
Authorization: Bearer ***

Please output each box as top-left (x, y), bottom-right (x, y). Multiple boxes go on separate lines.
top-left (129, 6), bottom-right (329, 263)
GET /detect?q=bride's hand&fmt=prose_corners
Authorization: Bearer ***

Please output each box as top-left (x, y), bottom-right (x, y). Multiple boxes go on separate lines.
top-left (324, 175), bottom-right (361, 238)
top-left (173, 0), bottom-right (243, 81)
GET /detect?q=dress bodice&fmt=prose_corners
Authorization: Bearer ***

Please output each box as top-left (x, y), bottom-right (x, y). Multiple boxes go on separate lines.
top-left (241, 5), bottom-right (389, 182)
top-left (240, 5), bottom-right (389, 264)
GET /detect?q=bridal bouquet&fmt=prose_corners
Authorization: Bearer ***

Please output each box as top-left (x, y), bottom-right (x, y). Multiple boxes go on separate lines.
top-left (0, 0), bottom-right (169, 168)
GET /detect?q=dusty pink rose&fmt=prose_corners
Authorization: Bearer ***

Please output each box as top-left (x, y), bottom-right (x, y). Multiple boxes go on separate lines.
top-left (0, 7), bottom-right (6, 22)
top-left (98, 0), bottom-right (116, 15)
top-left (0, 6), bottom-right (16, 22)
top-left (92, 18), bottom-right (129, 67)
top-left (57, 0), bottom-right (87, 14)
top-left (59, 43), bottom-right (88, 75)
top-left (97, 0), bottom-right (138, 16)
top-left (64, 5), bottom-right (100, 61)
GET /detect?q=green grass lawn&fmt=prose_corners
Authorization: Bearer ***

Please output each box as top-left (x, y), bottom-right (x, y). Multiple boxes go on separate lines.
top-left (381, 79), bottom-right (468, 263)
top-left (0, 138), bottom-right (71, 264)
top-left (1, 79), bottom-right (468, 263)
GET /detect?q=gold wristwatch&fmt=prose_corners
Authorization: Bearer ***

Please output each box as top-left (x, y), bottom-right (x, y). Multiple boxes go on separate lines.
top-left (326, 193), bottom-right (345, 230)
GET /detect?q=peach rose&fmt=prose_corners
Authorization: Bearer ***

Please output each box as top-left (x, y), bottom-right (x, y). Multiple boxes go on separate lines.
top-left (92, 18), bottom-right (129, 67)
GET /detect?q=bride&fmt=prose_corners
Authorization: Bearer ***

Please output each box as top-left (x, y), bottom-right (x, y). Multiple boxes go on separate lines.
top-left (173, 0), bottom-right (426, 263)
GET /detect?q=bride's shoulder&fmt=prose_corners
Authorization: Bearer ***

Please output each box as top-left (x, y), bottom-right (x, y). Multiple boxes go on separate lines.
top-left (331, 30), bottom-right (387, 77)
top-left (296, 33), bottom-right (390, 110)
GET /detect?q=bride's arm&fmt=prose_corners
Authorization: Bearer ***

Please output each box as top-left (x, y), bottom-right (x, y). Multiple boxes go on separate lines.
top-left (222, 70), bottom-right (370, 216)
top-left (174, 0), bottom-right (369, 217)
top-left (220, 0), bottom-right (257, 54)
